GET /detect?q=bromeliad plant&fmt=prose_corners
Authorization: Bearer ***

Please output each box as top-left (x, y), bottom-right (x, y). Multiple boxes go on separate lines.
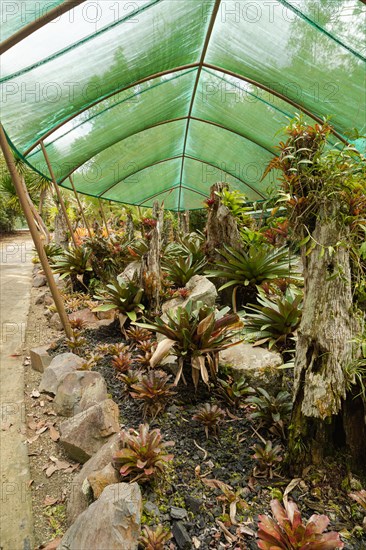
top-left (257, 499), bottom-right (344, 549)
top-left (139, 525), bottom-right (172, 550)
top-left (216, 375), bottom-right (254, 409)
top-left (130, 370), bottom-right (176, 419)
top-left (243, 287), bottom-right (303, 350)
top-left (162, 253), bottom-right (207, 287)
top-left (113, 424), bottom-right (174, 483)
top-left (93, 276), bottom-right (145, 328)
top-left (192, 403), bottom-right (226, 439)
top-left (53, 246), bottom-right (93, 292)
top-left (207, 244), bottom-right (299, 311)
top-left (252, 440), bottom-right (283, 478)
top-left (246, 387), bottom-right (292, 439)
top-left (137, 301), bottom-right (243, 389)
top-left (111, 351), bottom-right (133, 373)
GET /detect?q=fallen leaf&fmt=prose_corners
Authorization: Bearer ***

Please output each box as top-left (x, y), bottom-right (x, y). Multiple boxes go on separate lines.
top-left (45, 464), bottom-right (58, 478)
top-left (192, 536), bottom-right (201, 548)
top-left (44, 409), bottom-right (57, 416)
top-left (30, 389), bottom-right (41, 398)
top-left (41, 537), bottom-right (62, 550)
top-left (27, 435), bottom-right (39, 444)
top-left (36, 426), bottom-right (48, 435)
top-left (283, 478), bottom-right (301, 507)
top-left (43, 495), bottom-right (58, 506)
top-left (48, 425), bottom-right (60, 442)
top-left (28, 420), bottom-right (38, 431)
top-left (28, 479), bottom-right (34, 487)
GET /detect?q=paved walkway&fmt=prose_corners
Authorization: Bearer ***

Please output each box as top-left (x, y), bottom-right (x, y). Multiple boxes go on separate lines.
top-left (0, 232), bottom-right (34, 550)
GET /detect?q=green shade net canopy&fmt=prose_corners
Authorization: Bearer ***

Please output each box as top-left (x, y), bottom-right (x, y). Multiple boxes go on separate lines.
top-left (1, 0), bottom-right (365, 210)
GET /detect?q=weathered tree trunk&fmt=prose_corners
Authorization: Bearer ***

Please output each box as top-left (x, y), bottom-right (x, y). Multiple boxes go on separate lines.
top-left (142, 202), bottom-right (163, 314)
top-left (288, 199), bottom-right (364, 472)
top-left (181, 211), bottom-right (190, 235)
top-left (162, 218), bottom-right (174, 247)
top-left (54, 206), bottom-right (69, 249)
top-left (205, 183), bottom-right (242, 263)
top-left (126, 211), bottom-right (134, 241)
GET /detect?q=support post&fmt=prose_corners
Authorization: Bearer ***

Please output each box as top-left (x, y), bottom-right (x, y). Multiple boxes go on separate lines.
top-left (0, 125), bottom-right (72, 338)
top-left (69, 176), bottom-right (92, 238)
top-left (40, 141), bottom-right (78, 247)
top-left (98, 199), bottom-right (110, 237)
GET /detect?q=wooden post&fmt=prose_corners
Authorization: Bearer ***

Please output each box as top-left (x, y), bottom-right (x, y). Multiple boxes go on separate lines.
top-left (69, 176), bottom-right (92, 238)
top-left (98, 199), bottom-right (110, 237)
top-left (0, 125), bottom-right (72, 338)
top-left (40, 141), bottom-right (78, 247)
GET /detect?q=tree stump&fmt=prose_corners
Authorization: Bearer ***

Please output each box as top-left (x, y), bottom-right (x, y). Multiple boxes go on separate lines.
top-left (204, 183), bottom-right (242, 264)
top-left (142, 202), bottom-right (163, 313)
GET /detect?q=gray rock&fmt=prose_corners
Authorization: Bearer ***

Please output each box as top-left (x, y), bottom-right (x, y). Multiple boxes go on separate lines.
top-left (59, 399), bottom-right (119, 463)
top-left (67, 433), bottom-right (120, 523)
top-left (33, 274), bottom-right (47, 288)
top-left (50, 312), bottom-right (63, 331)
top-left (185, 495), bottom-right (202, 514)
top-left (161, 276), bottom-right (217, 317)
top-left (40, 353), bottom-right (84, 394)
top-left (35, 291), bottom-right (46, 305)
top-left (119, 261), bottom-right (141, 283)
top-left (172, 521), bottom-right (192, 549)
top-left (182, 275), bottom-right (217, 309)
top-left (219, 343), bottom-right (283, 389)
top-left (54, 371), bottom-right (108, 417)
top-left (144, 501), bottom-right (161, 518)
top-left (30, 346), bottom-right (52, 373)
top-left (170, 506), bottom-right (188, 520)
top-left (58, 483), bottom-right (142, 550)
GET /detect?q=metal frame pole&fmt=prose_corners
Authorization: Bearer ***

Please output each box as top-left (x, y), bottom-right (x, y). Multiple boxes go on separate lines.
top-left (0, 125), bottom-right (72, 338)
top-left (40, 141), bottom-right (78, 247)
top-left (98, 199), bottom-right (110, 237)
top-left (69, 176), bottom-right (92, 238)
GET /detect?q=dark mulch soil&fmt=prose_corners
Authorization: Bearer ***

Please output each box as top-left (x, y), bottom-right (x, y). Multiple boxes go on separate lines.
top-left (51, 323), bottom-right (366, 549)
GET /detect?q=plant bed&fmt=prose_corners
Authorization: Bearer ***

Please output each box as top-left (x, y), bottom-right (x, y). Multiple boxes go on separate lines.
top-left (47, 324), bottom-right (366, 549)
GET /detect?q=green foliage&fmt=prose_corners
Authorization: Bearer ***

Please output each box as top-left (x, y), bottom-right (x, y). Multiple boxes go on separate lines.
top-left (53, 247), bottom-right (93, 291)
top-left (65, 330), bottom-right (87, 355)
top-left (192, 403), bottom-right (226, 439)
top-left (345, 332), bottom-right (366, 403)
top-left (93, 276), bottom-right (145, 322)
top-left (252, 440), bottom-right (282, 478)
top-left (130, 371), bottom-right (176, 420)
top-left (84, 234), bottom-right (130, 282)
top-left (162, 253), bottom-right (207, 287)
top-left (349, 489), bottom-right (366, 511)
top-left (216, 188), bottom-right (253, 227)
top-left (257, 499), bottom-right (344, 549)
top-left (246, 387), bottom-right (292, 437)
top-left (216, 375), bottom-right (254, 409)
top-left (208, 245), bottom-right (298, 291)
top-left (242, 287), bottom-right (303, 350)
top-left (139, 524), bottom-right (172, 550)
top-left (113, 424), bottom-right (174, 483)
top-left (44, 243), bottom-right (64, 264)
top-left (137, 301), bottom-right (243, 389)
top-left (164, 231), bottom-right (205, 264)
